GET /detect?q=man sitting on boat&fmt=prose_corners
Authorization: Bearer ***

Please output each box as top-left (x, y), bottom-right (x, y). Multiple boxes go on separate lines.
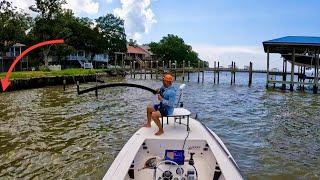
top-left (143, 73), bottom-right (177, 135)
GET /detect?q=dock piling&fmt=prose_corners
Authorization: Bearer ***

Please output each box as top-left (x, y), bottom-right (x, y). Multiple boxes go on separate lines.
top-left (249, 62), bottom-right (253, 87)
top-left (174, 60), bottom-right (177, 81)
top-left (197, 60), bottom-right (200, 83)
top-left (214, 61), bottom-right (216, 84)
top-left (162, 61), bottom-right (165, 75)
top-left (231, 61), bottom-right (233, 85)
top-left (130, 61), bottom-right (132, 78)
top-left (217, 61), bottom-right (220, 84)
top-left (133, 61), bottom-right (136, 79)
top-left (290, 49), bottom-right (295, 91)
top-left (188, 61), bottom-right (190, 82)
top-left (182, 60), bottom-right (185, 81)
top-left (233, 62), bottom-right (236, 84)
top-left (156, 60), bottom-right (159, 79)
top-left (95, 85), bottom-right (98, 98)
top-left (313, 50), bottom-right (319, 94)
top-left (144, 62), bottom-right (147, 79)
top-left (63, 79), bottom-right (66, 91)
top-left (202, 60), bottom-right (204, 83)
top-left (282, 59), bottom-right (287, 90)
top-left (266, 48), bottom-right (270, 88)
top-left (150, 60), bottom-right (153, 79)
top-left (76, 81), bottom-right (79, 95)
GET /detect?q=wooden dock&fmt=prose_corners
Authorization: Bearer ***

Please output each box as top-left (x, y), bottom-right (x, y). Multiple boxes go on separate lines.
top-left (126, 61), bottom-right (257, 86)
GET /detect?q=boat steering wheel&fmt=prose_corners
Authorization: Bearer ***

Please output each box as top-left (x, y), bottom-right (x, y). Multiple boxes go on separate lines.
top-left (154, 160), bottom-right (183, 180)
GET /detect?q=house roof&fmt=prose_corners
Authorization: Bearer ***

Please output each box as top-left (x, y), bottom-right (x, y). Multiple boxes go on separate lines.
top-left (12, 43), bottom-right (26, 47)
top-left (127, 45), bottom-right (153, 56)
top-left (263, 36), bottom-right (320, 53)
top-left (127, 45), bottom-right (148, 55)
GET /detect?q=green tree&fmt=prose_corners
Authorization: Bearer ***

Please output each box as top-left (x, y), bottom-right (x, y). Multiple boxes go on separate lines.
top-left (29, 0), bottom-right (69, 68)
top-left (128, 39), bottom-right (137, 47)
top-left (96, 14), bottom-right (127, 55)
top-left (29, 0), bottom-right (66, 20)
top-left (149, 34), bottom-right (207, 68)
top-left (0, 0), bottom-right (32, 56)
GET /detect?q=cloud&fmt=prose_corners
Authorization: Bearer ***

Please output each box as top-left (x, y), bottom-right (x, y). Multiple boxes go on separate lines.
top-left (193, 44), bottom-right (281, 70)
top-left (63, 0), bottom-right (99, 15)
top-left (106, 0), bottom-right (113, 4)
top-left (9, 0), bottom-right (99, 16)
top-left (9, 0), bottom-right (36, 15)
top-left (114, 0), bottom-right (157, 41)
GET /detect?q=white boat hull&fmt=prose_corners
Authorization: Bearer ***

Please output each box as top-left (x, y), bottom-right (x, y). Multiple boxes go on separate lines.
top-left (103, 117), bottom-right (243, 180)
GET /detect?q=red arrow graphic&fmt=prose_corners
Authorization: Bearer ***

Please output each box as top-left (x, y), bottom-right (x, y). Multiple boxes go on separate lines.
top-left (1, 39), bottom-right (64, 91)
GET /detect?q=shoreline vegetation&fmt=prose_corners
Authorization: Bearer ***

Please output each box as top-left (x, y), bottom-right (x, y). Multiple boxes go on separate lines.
top-left (0, 68), bottom-right (109, 79)
top-left (0, 68), bottom-right (127, 93)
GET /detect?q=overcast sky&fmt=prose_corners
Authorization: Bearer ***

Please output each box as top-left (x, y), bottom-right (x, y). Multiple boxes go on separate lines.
top-left (10, 0), bottom-right (320, 69)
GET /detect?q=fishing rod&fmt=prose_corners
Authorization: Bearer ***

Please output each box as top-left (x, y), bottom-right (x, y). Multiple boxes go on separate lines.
top-left (77, 82), bottom-right (158, 96)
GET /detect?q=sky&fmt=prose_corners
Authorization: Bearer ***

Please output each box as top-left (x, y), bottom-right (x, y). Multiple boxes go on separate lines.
top-left (9, 0), bottom-right (320, 69)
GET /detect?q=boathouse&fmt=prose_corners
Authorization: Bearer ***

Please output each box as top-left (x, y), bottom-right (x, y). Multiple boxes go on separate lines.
top-left (263, 36), bottom-right (320, 93)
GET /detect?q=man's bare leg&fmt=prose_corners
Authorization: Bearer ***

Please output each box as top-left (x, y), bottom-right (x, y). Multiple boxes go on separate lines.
top-left (143, 105), bottom-right (154, 127)
top-left (152, 111), bottom-right (164, 135)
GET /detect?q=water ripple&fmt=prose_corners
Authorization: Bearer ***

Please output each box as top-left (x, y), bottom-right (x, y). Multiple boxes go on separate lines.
top-left (0, 73), bottom-right (320, 179)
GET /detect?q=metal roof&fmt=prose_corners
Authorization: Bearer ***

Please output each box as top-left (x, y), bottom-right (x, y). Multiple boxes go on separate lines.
top-left (263, 36), bottom-right (320, 53)
top-left (12, 43), bottom-right (26, 47)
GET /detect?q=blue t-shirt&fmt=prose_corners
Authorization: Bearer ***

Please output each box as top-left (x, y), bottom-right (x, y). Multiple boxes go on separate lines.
top-left (160, 85), bottom-right (177, 115)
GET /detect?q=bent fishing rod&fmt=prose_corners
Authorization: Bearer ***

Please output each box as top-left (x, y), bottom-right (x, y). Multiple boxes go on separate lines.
top-left (77, 82), bottom-right (158, 96)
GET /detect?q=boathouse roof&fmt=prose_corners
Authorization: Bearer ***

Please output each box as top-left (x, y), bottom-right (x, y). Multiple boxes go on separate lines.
top-left (263, 36), bottom-right (320, 53)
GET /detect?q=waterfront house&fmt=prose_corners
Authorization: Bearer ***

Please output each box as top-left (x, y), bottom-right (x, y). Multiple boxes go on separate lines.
top-left (66, 50), bottom-right (109, 69)
top-left (126, 45), bottom-right (153, 68)
top-left (0, 43), bottom-right (28, 72)
top-left (127, 45), bottom-right (152, 60)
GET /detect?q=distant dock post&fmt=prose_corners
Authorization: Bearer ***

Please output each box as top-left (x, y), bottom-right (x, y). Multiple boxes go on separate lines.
top-left (233, 61), bottom-right (236, 84)
top-left (248, 62), bottom-right (253, 87)
top-left (115, 53), bottom-right (117, 72)
top-left (290, 49), bottom-right (295, 91)
top-left (214, 61), bottom-right (216, 84)
top-left (217, 61), bottom-right (220, 84)
top-left (137, 61), bottom-right (143, 79)
top-left (63, 78), bottom-right (66, 91)
top-left (202, 60), bottom-right (205, 83)
top-left (266, 47), bottom-right (270, 88)
top-left (197, 60), bottom-right (200, 83)
top-left (162, 61), bottom-right (165, 75)
top-left (150, 60), bottom-right (153, 79)
top-left (95, 84), bottom-right (98, 98)
top-left (174, 60), bottom-right (177, 81)
top-left (302, 66), bottom-right (306, 91)
top-left (144, 61), bottom-right (147, 79)
top-left (169, 60), bottom-right (172, 76)
top-left (231, 61), bottom-right (233, 85)
top-left (130, 61), bottom-right (133, 78)
top-left (188, 61), bottom-right (190, 82)
top-left (282, 59), bottom-right (287, 90)
top-left (313, 50), bottom-right (319, 94)
top-left (156, 60), bottom-right (159, 80)
top-left (182, 60), bottom-right (185, 81)
top-left (76, 81), bottom-right (80, 95)
top-left (133, 61), bottom-right (136, 79)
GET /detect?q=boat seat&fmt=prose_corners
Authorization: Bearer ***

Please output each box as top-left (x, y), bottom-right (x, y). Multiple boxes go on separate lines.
top-left (161, 108), bottom-right (191, 131)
